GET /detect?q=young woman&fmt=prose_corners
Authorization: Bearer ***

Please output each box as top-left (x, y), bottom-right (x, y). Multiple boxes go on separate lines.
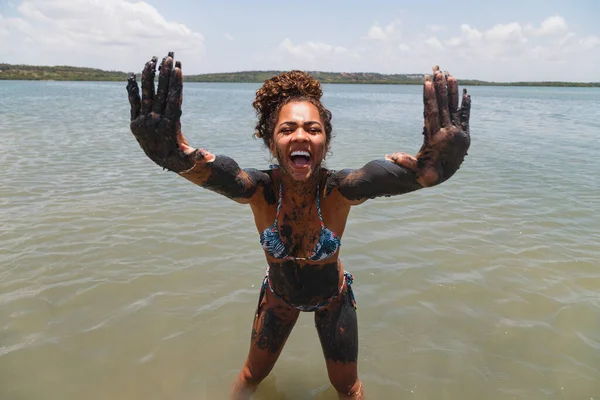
top-left (126, 52), bottom-right (471, 399)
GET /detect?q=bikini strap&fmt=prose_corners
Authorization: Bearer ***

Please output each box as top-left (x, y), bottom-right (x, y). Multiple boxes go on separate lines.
top-left (316, 182), bottom-right (324, 226)
top-left (274, 182), bottom-right (283, 224)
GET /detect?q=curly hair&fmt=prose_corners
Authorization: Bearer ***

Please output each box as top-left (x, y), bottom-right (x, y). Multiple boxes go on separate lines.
top-left (252, 70), bottom-right (333, 149)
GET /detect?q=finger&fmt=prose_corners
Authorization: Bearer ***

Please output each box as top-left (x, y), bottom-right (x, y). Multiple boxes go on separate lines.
top-left (385, 152), bottom-right (418, 171)
top-left (433, 66), bottom-right (451, 127)
top-left (423, 74), bottom-right (440, 137)
top-left (126, 73), bottom-right (141, 120)
top-left (459, 88), bottom-right (471, 133)
top-left (446, 72), bottom-right (460, 124)
top-left (165, 61), bottom-right (183, 121)
top-left (153, 52), bottom-right (174, 114)
top-left (141, 56), bottom-right (157, 115)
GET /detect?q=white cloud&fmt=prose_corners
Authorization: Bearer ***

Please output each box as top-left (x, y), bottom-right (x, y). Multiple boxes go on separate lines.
top-left (347, 15), bottom-right (598, 81)
top-left (0, 0), bottom-right (204, 71)
top-left (279, 38), bottom-right (359, 62)
top-left (485, 22), bottom-right (526, 44)
top-left (363, 21), bottom-right (400, 41)
top-left (462, 24), bottom-right (483, 42)
top-left (535, 16), bottom-right (568, 36)
top-left (365, 25), bottom-right (387, 40)
top-left (446, 24), bottom-right (482, 48)
top-left (224, 32), bottom-right (234, 41)
top-left (425, 36), bottom-right (443, 49)
top-left (580, 35), bottom-right (600, 49)
top-left (385, 22), bottom-right (396, 36)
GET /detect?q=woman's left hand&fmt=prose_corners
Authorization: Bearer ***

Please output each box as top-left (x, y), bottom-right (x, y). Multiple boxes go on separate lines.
top-left (386, 66), bottom-right (471, 187)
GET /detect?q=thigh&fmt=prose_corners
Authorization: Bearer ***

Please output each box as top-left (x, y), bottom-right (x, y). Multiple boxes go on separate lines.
top-left (243, 281), bottom-right (301, 379)
top-left (314, 288), bottom-right (359, 385)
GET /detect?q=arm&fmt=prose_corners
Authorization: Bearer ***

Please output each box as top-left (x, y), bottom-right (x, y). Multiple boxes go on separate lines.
top-left (126, 53), bottom-right (272, 205)
top-left (177, 152), bottom-right (273, 205)
top-left (326, 67), bottom-right (471, 206)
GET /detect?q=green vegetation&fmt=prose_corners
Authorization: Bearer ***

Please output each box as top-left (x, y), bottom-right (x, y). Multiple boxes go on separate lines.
top-left (0, 64), bottom-right (128, 81)
top-left (183, 70), bottom-right (427, 85)
top-left (1, 63), bottom-right (598, 87)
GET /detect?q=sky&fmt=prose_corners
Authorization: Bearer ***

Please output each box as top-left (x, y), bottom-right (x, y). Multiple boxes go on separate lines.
top-left (0, 0), bottom-right (599, 82)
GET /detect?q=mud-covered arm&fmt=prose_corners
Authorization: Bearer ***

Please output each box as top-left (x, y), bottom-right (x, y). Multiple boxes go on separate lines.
top-left (177, 151), bottom-right (273, 204)
top-left (326, 67), bottom-right (471, 206)
top-left (325, 160), bottom-right (422, 205)
top-left (126, 53), bottom-right (273, 205)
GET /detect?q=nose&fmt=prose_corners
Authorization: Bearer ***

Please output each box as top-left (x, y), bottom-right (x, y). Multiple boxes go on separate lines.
top-left (292, 127), bottom-right (309, 142)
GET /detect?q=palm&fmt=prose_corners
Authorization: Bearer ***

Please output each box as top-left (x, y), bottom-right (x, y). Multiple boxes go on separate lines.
top-left (126, 53), bottom-right (194, 173)
top-left (417, 67), bottom-right (471, 186)
top-left (389, 67), bottom-right (471, 186)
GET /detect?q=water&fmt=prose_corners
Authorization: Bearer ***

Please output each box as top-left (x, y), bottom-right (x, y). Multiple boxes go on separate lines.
top-left (1, 80), bottom-right (599, 399)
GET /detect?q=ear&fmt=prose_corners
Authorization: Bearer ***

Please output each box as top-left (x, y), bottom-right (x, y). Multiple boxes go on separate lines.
top-left (269, 141), bottom-right (277, 159)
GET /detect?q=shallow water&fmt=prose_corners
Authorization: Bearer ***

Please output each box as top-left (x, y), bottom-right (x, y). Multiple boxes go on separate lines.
top-left (1, 80), bottom-right (599, 399)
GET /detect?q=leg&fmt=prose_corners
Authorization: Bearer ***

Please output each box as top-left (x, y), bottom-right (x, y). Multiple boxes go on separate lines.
top-left (314, 288), bottom-right (363, 399)
top-left (231, 281), bottom-right (300, 399)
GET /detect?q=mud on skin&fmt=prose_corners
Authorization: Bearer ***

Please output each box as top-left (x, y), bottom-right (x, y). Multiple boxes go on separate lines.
top-left (201, 156), bottom-right (274, 202)
top-left (315, 290), bottom-right (358, 363)
top-left (278, 215), bottom-right (322, 258)
top-left (127, 53), bottom-right (194, 173)
top-left (251, 306), bottom-right (296, 354)
top-left (325, 160), bottom-right (423, 201)
top-left (268, 260), bottom-right (340, 305)
top-left (324, 69), bottom-right (471, 203)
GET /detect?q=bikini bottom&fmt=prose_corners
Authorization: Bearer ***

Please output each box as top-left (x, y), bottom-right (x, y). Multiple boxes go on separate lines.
top-left (257, 266), bottom-right (357, 313)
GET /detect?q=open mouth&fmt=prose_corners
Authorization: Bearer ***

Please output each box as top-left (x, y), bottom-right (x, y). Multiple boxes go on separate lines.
top-left (289, 150), bottom-right (311, 168)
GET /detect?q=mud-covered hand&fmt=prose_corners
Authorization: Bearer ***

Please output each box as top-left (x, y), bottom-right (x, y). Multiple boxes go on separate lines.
top-left (126, 52), bottom-right (199, 173)
top-left (386, 66), bottom-right (471, 187)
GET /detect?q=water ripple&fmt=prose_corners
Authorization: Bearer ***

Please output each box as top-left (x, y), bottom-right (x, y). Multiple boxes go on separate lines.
top-left (1, 81), bottom-right (599, 399)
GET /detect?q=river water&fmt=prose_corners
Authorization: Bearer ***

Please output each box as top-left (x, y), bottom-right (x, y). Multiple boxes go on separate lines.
top-left (1, 80), bottom-right (599, 399)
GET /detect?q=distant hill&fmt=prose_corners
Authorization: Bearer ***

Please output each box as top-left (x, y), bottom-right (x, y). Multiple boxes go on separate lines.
top-left (0, 63), bottom-right (598, 87)
top-left (0, 64), bottom-right (128, 81)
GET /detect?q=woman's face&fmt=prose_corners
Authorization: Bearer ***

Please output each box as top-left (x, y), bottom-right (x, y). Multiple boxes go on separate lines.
top-left (271, 101), bottom-right (328, 182)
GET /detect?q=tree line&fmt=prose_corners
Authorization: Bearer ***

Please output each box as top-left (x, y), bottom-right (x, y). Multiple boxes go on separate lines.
top-left (1, 63), bottom-right (598, 87)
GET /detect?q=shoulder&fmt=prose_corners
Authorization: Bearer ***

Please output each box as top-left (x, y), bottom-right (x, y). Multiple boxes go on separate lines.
top-left (321, 168), bottom-right (360, 209)
top-left (246, 167), bottom-right (277, 205)
top-left (323, 167), bottom-right (353, 198)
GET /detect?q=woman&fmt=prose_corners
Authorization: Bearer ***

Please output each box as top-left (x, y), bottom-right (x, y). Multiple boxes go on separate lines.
top-left (126, 52), bottom-right (471, 399)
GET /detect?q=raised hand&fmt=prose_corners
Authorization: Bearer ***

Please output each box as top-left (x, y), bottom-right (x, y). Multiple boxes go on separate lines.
top-left (387, 66), bottom-right (471, 187)
top-left (126, 52), bottom-right (197, 173)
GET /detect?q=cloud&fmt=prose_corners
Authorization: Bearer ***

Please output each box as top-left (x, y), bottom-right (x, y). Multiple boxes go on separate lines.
top-left (224, 32), bottom-right (234, 41)
top-left (485, 22), bottom-right (527, 44)
top-left (365, 25), bottom-right (386, 40)
top-left (0, 0), bottom-right (204, 71)
top-left (425, 36), bottom-right (443, 50)
top-left (350, 15), bottom-right (599, 81)
top-left (580, 35), bottom-right (600, 49)
top-left (279, 38), bottom-right (359, 63)
top-left (535, 16), bottom-right (568, 36)
top-left (363, 21), bottom-right (399, 41)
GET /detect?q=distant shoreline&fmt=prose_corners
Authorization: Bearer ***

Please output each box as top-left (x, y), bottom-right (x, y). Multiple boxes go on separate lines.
top-left (1, 63), bottom-right (598, 88)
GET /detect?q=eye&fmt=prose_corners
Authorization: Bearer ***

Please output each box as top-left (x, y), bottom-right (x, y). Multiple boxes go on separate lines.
top-left (309, 127), bottom-right (322, 134)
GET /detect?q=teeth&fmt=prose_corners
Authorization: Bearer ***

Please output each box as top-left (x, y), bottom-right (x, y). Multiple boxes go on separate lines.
top-left (291, 151), bottom-right (310, 157)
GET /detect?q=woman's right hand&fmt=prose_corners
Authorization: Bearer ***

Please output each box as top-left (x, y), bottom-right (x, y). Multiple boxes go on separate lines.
top-left (126, 52), bottom-right (198, 173)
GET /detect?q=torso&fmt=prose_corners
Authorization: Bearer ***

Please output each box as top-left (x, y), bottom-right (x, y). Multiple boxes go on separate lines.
top-left (249, 168), bottom-right (352, 307)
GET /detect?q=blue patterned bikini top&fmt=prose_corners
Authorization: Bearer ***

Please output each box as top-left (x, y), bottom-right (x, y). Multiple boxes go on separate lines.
top-left (260, 179), bottom-right (341, 262)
